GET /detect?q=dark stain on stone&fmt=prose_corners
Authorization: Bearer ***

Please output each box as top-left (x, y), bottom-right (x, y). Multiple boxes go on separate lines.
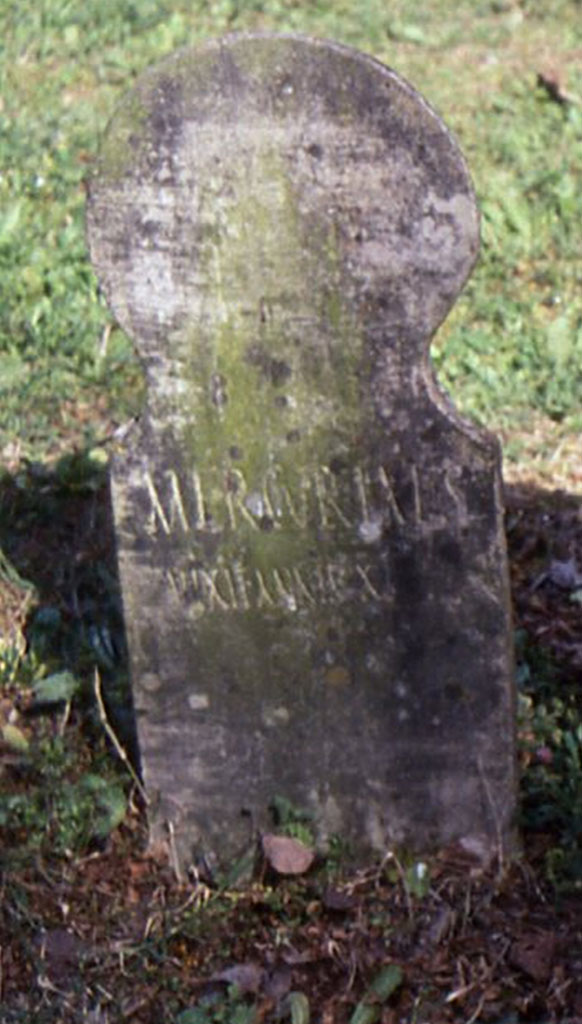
top-left (270, 359), bottom-right (292, 386)
top-left (444, 682), bottom-right (469, 703)
top-left (225, 469), bottom-right (240, 493)
top-left (145, 75), bottom-right (185, 176)
top-left (434, 535), bottom-right (462, 568)
top-left (210, 373), bottom-right (228, 408)
top-left (245, 343), bottom-right (292, 386)
top-left (328, 455), bottom-right (348, 474)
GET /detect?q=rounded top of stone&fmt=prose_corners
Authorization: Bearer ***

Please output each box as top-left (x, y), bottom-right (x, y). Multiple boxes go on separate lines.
top-left (87, 33), bottom-right (479, 356)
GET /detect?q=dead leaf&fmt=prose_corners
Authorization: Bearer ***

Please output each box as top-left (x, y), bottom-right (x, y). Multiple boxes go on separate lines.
top-left (537, 67), bottom-right (577, 105)
top-left (1, 723), bottom-right (29, 753)
top-left (436, 836), bottom-right (493, 874)
top-left (509, 931), bottom-right (557, 982)
top-left (547, 558), bottom-right (582, 589)
top-left (322, 886), bottom-right (357, 912)
top-left (211, 961), bottom-right (265, 994)
top-left (281, 946), bottom-right (322, 966)
top-left (39, 929), bottom-right (89, 981)
top-left (264, 965), bottom-right (293, 1000)
top-left (262, 834), bottom-right (315, 875)
top-left (423, 906), bottom-right (455, 946)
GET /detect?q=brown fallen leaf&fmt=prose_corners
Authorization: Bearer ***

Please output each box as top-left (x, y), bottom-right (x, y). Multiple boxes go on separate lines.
top-left (264, 965), bottom-right (293, 1000)
top-left (537, 66), bottom-right (579, 106)
top-left (322, 886), bottom-right (357, 912)
top-left (281, 945), bottom-right (323, 966)
top-left (210, 961), bottom-right (265, 994)
top-left (509, 930), bottom-right (557, 982)
top-left (261, 834), bottom-right (315, 875)
top-left (39, 928), bottom-right (90, 982)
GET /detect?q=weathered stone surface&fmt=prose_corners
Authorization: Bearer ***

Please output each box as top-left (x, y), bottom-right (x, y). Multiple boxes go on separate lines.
top-left (87, 33), bottom-right (517, 871)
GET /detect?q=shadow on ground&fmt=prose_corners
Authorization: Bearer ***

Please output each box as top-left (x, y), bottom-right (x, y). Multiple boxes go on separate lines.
top-left (0, 452), bottom-right (137, 757)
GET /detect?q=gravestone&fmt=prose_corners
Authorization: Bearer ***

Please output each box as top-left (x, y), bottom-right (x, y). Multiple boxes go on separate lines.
top-left (87, 33), bottom-right (517, 873)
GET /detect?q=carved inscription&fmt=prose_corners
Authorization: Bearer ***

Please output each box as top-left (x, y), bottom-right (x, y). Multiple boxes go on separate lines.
top-left (167, 559), bottom-right (387, 615)
top-left (142, 461), bottom-right (467, 540)
top-left (135, 459), bottom-right (473, 613)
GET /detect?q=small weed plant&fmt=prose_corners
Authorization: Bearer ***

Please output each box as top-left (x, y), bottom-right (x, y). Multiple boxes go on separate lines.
top-left (0, 642), bottom-right (129, 860)
top-left (517, 631), bottom-right (582, 890)
top-left (0, 454), bottom-right (133, 865)
top-left (177, 988), bottom-right (257, 1024)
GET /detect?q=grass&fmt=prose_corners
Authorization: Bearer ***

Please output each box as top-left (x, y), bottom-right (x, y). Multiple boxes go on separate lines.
top-left (0, 0), bottom-right (581, 476)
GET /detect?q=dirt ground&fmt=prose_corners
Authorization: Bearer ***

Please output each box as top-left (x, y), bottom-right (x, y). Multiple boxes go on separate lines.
top-left (0, 473), bottom-right (581, 1023)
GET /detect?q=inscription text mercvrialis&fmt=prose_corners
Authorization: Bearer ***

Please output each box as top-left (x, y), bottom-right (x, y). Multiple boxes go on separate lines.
top-left (133, 462), bottom-right (469, 614)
